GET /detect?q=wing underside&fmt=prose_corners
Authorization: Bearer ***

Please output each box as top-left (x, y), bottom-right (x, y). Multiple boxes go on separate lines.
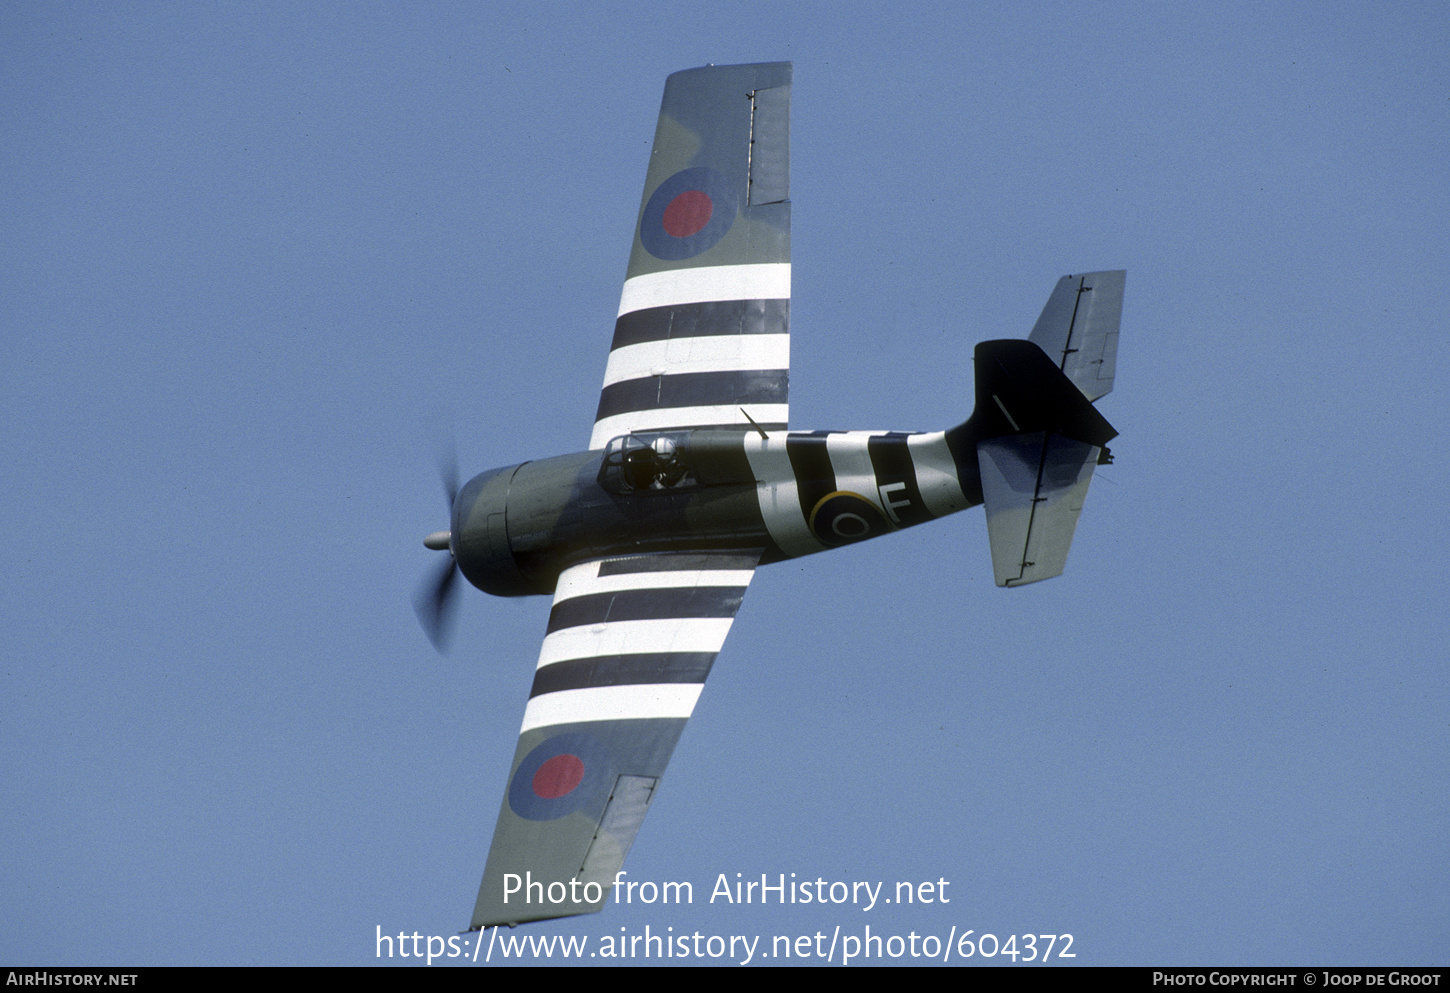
top-left (471, 549), bottom-right (760, 928)
top-left (589, 62), bottom-right (792, 449)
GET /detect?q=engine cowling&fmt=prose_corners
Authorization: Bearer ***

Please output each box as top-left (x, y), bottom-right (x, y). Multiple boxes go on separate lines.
top-left (451, 463), bottom-right (532, 597)
top-left (448, 435), bottom-right (767, 598)
top-left (451, 450), bottom-right (605, 597)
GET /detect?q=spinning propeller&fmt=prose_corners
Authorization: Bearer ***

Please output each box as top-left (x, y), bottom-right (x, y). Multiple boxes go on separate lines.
top-left (414, 446), bottom-right (460, 652)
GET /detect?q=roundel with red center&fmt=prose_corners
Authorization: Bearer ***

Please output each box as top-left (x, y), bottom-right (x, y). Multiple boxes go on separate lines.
top-left (508, 732), bottom-right (614, 821)
top-left (808, 491), bottom-right (892, 547)
top-left (640, 166), bottom-right (737, 260)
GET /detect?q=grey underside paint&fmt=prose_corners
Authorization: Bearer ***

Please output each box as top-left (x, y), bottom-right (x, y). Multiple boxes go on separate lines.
top-left (472, 719), bottom-right (687, 926)
top-left (624, 62), bottom-right (791, 281)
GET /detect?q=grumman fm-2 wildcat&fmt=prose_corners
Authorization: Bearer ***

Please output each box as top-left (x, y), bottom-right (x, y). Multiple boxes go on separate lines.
top-left (413, 62), bottom-right (1125, 928)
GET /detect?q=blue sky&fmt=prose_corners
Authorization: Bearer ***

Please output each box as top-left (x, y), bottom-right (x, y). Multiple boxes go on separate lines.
top-left (3, 1), bottom-right (1446, 967)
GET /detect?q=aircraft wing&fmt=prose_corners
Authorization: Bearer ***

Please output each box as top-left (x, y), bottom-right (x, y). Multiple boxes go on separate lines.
top-left (589, 62), bottom-right (792, 449)
top-left (471, 550), bottom-right (761, 928)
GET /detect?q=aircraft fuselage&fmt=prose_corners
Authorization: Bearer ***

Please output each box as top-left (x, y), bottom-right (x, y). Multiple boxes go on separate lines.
top-left (451, 424), bottom-right (982, 598)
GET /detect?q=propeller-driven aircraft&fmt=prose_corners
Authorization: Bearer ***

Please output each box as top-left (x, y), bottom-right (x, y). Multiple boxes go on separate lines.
top-left (415, 62), bottom-right (1125, 929)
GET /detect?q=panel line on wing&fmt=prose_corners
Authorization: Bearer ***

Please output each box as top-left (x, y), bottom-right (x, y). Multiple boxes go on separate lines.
top-left (537, 617), bottom-right (736, 668)
top-left (547, 586), bottom-right (748, 633)
top-left (520, 684), bottom-right (706, 733)
top-left (598, 552), bottom-right (760, 575)
top-left (531, 652), bottom-right (718, 697)
top-left (601, 334), bottom-right (790, 388)
top-left (556, 567), bottom-right (759, 597)
top-left (610, 299), bottom-right (789, 350)
top-left (591, 405), bottom-right (789, 445)
top-left (596, 369), bottom-right (788, 422)
top-left (617, 264), bottom-right (790, 317)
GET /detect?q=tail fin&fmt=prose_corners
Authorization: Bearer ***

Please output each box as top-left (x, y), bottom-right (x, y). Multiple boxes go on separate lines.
top-left (972, 334), bottom-right (1119, 588)
top-left (971, 339), bottom-right (1117, 449)
top-left (1029, 270), bottom-right (1124, 402)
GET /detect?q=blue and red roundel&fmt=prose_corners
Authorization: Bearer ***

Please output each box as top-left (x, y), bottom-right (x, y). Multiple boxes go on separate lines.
top-left (508, 732), bottom-right (614, 821)
top-left (640, 167), bottom-right (737, 260)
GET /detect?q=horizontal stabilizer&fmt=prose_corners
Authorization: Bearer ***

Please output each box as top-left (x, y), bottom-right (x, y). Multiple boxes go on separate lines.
top-left (979, 433), bottom-right (1100, 587)
top-left (1028, 271), bottom-right (1124, 402)
top-left (971, 335), bottom-right (1115, 588)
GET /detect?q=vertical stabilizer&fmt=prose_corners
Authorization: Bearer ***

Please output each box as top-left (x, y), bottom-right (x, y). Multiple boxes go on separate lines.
top-left (1028, 270), bottom-right (1124, 402)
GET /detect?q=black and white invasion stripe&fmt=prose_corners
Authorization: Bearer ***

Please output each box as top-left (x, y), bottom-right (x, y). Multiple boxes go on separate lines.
top-left (588, 264), bottom-right (790, 449)
top-left (520, 551), bottom-right (761, 733)
top-left (743, 429), bottom-right (972, 559)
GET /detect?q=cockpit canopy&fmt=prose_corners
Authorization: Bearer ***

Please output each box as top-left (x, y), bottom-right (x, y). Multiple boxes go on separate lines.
top-left (598, 432), bottom-right (696, 494)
